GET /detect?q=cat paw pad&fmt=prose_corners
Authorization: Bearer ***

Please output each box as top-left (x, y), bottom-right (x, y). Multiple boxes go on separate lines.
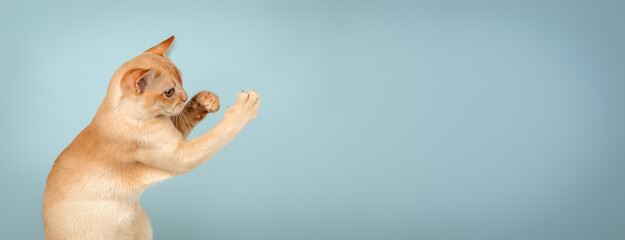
top-left (192, 91), bottom-right (220, 114)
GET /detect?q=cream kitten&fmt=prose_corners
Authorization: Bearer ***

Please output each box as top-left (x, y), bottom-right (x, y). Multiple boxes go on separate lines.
top-left (42, 36), bottom-right (260, 240)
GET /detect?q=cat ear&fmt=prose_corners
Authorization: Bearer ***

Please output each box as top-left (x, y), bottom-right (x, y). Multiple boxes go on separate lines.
top-left (135, 69), bottom-right (157, 93)
top-left (123, 69), bottom-right (157, 94)
top-left (145, 36), bottom-right (174, 56)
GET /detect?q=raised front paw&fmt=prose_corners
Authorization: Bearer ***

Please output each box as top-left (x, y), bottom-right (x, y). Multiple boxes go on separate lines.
top-left (190, 91), bottom-right (220, 118)
top-left (224, 90), bottom-right (260, 125)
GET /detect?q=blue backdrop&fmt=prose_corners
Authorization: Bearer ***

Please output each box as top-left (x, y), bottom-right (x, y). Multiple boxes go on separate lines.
top-left (1, 0), bottom-right (624, 239)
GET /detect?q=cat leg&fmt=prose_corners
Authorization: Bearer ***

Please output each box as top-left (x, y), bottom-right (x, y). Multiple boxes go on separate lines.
top-left (133, 205), bottom-right (152, 240)
top-left (171, 91), bottom-right (220, 139)
top-left (172, 90), bottom-right (260, 173)
top-left (141, 90), bottom-right (260, 175)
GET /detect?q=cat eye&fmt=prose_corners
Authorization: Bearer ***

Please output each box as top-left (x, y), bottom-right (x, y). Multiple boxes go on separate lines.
top-left (164, 88), bottom-right (174, 97)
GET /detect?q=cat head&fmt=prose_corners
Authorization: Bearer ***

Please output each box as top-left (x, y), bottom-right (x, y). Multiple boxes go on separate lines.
top-left (118, 36), bottom-right (188, 117)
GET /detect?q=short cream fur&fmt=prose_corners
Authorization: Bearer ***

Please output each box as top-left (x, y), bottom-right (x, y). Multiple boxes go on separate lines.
top-left (42, 36), bottom-right (260, 240)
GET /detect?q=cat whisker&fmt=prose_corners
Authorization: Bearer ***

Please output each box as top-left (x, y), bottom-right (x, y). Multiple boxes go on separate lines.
top-left (183, 110), bottom-right (192, 126)
top-left (175, 109), bottom-right (188, 127)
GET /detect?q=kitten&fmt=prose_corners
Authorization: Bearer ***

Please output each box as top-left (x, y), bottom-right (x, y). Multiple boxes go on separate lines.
top-left (42, 36), bottom-right (260, 240)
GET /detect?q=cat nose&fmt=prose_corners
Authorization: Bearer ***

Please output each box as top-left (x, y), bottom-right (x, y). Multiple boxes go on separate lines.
top-left (180, 91), bottom-right (188, 102)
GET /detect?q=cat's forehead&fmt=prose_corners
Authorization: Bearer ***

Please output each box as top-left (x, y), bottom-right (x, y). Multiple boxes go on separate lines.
top-left (152, 60), bottom-right (181, 84)
top-left (165, 64), bottom-right (182, 85)
top-left (133, 54), bottom-right (182, 85)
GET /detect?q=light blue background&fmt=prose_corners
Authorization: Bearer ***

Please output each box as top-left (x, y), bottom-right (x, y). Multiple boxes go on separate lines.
top-left (1, 0), bottom-right (624, 239)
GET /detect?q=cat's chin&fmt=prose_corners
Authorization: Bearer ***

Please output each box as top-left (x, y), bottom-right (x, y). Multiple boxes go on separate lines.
top-left (168, 104), bottom-right (185, 116)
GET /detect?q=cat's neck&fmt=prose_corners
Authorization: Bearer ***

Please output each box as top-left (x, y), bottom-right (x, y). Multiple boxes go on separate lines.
top-left (92, 93), bottom-right (177, 143)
